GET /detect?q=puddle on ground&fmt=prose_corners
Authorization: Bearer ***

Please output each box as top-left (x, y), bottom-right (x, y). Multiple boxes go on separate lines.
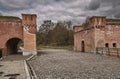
top-left (0, 71), bottom-right (4, 76)
top-left (9, 76), bottom-right (16, 79)
top-left (0, 65), bottom-right (3, 67)
top-left (4, 73), bottom-right (20, 76)
top-left (4, 73), bottom-right (20, 79)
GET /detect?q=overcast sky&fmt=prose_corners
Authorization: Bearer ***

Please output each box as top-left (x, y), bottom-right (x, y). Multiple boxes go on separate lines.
top-left (0, 0), bottom-right (120, 27)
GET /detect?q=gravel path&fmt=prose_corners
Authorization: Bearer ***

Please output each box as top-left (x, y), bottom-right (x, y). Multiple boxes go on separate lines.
top-left (29, 49), bottom-right (120, 79)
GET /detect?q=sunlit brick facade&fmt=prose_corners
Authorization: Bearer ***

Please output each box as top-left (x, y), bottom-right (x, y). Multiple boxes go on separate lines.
top-left (74, 16), bottom-right (120, 53)
top-left (0, 14), bottom-right (37, 57)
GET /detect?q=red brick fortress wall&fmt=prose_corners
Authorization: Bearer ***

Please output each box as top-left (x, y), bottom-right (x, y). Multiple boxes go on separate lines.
top-left (22, 14), bottom-right (37, 56)
top-left (0, 19), bottom-right (23, 56)
top-left (73, 26), bottom-right (95, 53)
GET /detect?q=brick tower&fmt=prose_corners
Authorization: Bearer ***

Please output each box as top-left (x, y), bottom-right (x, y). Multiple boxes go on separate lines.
top-left (89, 16), bottom-right (106, 27)
top-left (89, 16), bottom-right (106, 49)
top-left (22, 14), bottom-right (37, 56)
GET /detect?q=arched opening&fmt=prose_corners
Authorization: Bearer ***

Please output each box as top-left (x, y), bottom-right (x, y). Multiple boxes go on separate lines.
top-left (0, 48), bottom-right (2, 58)
top-left (6, 38), bottom-right (23, 55)
top-left (81, 41), bottom-right (85, 52)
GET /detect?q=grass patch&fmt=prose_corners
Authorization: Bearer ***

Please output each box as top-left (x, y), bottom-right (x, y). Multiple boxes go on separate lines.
top-left (37, 45), bottom-right (73, 50)
top-left (106, 19), bottom-right (120, 22)
top-left (0, 16), bottom-right (20, 20)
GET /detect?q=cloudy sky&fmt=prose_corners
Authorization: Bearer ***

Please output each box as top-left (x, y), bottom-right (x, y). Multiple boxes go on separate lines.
top-left (0, 0), bottom-right (120, 27)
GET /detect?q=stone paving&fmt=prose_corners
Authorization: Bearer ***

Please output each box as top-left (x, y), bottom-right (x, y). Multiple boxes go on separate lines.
top-left (0, 55), bottom-right (28, 79)
top-left (29, 49), bottom-right (120, 79)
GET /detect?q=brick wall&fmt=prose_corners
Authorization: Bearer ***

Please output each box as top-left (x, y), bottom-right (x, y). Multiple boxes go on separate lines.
top-left (22, 14), bottom-right (37, 55)
top-left (0, 14), bottom-right (37, 56)
top-left (74, 27), bottom-right (95, 52)
top-left (0, 20), bottom-right (23, 55)
top-left (105, 24), bottom-right (120, 48)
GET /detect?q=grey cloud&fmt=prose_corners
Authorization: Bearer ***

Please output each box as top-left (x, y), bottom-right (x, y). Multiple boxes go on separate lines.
top-left (84, 0), bottom-right (120, 19)
top-left (114, 12), bottom-right (120, 18)
top-left (100, 0), bottom-right (120, 18)
top-left (0, 0), bottom-right (89, 25)
top-left (0, 0), bottom-right (35, 11)
top-left (0, 0), bottom-right (120, 26)
top-left (86, 0), bottom-right (101, 10)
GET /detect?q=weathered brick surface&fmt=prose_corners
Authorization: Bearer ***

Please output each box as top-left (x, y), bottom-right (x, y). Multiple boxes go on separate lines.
top-left (74, 28), bottom-right (95, 52)
top-left (0, 21), bottom-right (22, 48)
top-left (0, 14), bottom-right (37, 56)
top-left (73, 26), bottom-right (83, 32)
top-left (23, 32), bottom-right (36, 51)
top-left (105, 24), bottom-right (120, 48)
top-left (22, 14), bottom-right (37, 53)
top-left (74, 16), bottom-right (120, 54)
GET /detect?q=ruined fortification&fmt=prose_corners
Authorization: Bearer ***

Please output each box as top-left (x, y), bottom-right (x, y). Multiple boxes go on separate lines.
top-left (0, 14), bottom-right (37, 57)
top-left (74, 16), bottom-right (120, 56)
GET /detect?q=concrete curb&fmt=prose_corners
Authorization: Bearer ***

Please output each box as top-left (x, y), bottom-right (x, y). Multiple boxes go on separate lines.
top-left (24, 55), bottom-right (38, 79)
top-left (24, 60), bottom-right (31, 79)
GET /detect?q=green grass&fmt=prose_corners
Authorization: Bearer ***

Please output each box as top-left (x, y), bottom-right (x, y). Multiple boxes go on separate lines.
top-left (106, 19), bottom-right (120, 22)
top-left (37, 45), bottom-right (73, 50)
top-left (0, 16), bottom-right (20, 20)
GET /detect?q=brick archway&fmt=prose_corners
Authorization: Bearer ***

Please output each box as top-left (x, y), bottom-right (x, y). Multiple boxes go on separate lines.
top-left (0, 14), bottom-right (37, 57)
top-left (5, 38), bottom-right (23, 55)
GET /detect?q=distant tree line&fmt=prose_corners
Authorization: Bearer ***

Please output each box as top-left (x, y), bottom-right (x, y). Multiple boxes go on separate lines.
top-left (82, 17), bottom-right (90, 29)
top-left (37, 20), bottom-right (73, 46)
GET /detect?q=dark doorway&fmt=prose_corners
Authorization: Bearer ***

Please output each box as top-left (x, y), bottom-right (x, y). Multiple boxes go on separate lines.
top-left (105, 43), bottom-right (109, 48)
top-left (0, 49), bottom-right (2, 58)
top-left (113, 43), bottom-right (116, 48)
top-left (6, 38), bottom-right (23, 55)
top-left (81, 41), bottom-right (85, 52)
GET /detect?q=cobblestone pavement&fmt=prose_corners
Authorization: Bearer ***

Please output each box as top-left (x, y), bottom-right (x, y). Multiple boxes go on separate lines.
top-left (29, 49), bottom-right (120, 79)
top-left (0, 55), bottom-right (29, 79)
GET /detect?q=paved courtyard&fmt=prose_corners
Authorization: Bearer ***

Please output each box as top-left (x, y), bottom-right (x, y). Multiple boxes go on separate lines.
top-left (0, 55), bottom-right (28, 79)
top-left (29, 49), bottom-right (120, 79)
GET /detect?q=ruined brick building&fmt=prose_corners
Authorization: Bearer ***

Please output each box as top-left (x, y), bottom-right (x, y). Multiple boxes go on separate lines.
top-left (74, 16), bottom-right (120, 54)
top-left (0, 14), bottom-right (37, 57)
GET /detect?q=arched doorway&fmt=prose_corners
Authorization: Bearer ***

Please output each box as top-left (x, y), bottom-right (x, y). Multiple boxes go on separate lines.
top-left (0, 48), bottom-right (2, 58)
top-left (81, 41), bottom-right (85, 52)
top-left (6, 38), bottom-right (23, 55)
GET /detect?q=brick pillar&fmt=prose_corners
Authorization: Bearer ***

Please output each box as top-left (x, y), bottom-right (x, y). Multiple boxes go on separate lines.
top-left (2, 48), bottom-right (7, 57)
top-left (22, 14), bottom-right (37, 56)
